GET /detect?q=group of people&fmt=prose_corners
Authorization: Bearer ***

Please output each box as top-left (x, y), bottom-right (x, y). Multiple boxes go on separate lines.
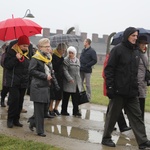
top-left (0, 36), bottom-right (97, 137)
top-left (1, 26), bottom-right (149, 149)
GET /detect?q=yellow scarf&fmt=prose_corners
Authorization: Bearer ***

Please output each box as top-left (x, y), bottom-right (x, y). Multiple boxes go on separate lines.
top-left (12, 44), bottom-right (29, 59)
top-left (32, 50), bottom-right (52, 64)
top-left (53, 49), bottom-right (62, 58)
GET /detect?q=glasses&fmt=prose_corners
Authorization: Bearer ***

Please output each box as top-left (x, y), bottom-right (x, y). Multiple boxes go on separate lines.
top-left (41, 46), bottom-right (51, 48)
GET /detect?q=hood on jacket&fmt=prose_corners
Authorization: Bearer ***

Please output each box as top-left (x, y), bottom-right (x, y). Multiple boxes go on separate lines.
top-left (122, 27), bottom-right (139, 49)
top-left (122, 27), bottom-right (139, 42)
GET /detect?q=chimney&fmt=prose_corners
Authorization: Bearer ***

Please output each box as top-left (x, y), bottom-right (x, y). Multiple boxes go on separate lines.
top-left (92, 33), bottom-right (98, 43)
top-left (56, 29), bottom-right (63, 34)
top-left (42, 28), bottom-right (50, 38)
top-left (81, 32), bottom-right (87, 41)
top-left (103, 34), bottom-right (109, 43)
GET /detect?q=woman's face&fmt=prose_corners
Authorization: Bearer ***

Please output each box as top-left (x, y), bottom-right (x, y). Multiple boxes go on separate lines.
top-left (68, 51), bottom-right (75, 59)
top-left (39, 42), bottom-right (51, 54)
top-left (58, 49), bottom-right (65, 56)
top-left (139, 43), bottom-right (147, 52)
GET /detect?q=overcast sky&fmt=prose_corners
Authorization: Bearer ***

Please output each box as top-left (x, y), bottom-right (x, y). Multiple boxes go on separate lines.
top-left (1, 0), bottom-right (150, 38)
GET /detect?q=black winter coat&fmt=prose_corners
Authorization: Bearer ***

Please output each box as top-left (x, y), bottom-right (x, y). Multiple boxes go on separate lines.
top-left (104, 43), bottom-right (140, 98)
top-left (4, 48), bottom-right (30, 88)
top-left (80, 46), bottom-right (97, 73)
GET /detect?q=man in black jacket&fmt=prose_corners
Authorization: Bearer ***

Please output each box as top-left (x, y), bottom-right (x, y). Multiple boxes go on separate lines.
top-left (80, 38), bottom-right (97, 101)
top-left (101, 27), bottom-right (150, 149)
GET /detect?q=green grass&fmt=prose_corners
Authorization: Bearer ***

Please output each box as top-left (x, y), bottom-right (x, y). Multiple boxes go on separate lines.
top-left (0, 134), bottom-right (60, 150)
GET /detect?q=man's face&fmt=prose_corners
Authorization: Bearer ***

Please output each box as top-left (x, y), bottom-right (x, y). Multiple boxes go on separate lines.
top-left (128, 31), bottom-right (138, 44)
top-left (83, 39), bottom-right (88, 48)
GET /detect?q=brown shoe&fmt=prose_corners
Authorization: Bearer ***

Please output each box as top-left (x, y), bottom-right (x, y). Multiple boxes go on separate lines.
top-left (21, 108), bottom-right (27, 113)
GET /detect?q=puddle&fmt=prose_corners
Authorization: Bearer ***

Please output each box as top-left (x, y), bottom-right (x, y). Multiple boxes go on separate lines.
top-left (46, 124), bottom-right (119, 144)
top-left (46, 124), bottom-right (137, 146)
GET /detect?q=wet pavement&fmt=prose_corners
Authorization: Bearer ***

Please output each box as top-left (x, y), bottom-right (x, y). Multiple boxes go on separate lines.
top-left (0, 95), bottom-right (150, 150)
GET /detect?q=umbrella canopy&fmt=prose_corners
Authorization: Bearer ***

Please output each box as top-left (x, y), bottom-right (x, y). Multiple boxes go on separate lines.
top-left (111, 28), bottom-right (150, 45)
top-left (50, 34), bottom-right (81, 47)
top-left (0, 17), bottom-right (42, 41)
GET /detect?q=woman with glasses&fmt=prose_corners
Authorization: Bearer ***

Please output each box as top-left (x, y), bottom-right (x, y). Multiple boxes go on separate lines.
top-left (28, 38), bottom-right (59, 137)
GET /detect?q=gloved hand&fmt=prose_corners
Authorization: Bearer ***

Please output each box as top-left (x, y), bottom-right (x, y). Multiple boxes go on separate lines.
top-left (55, 84), bottom-right (60, 91)
top-left (106, 87), bottom-right (115, 99)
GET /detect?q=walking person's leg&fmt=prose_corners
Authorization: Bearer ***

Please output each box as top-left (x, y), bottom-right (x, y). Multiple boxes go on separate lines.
top-left (7, 87), bottom-right (20, 128)
top-left (84, 73), bottom-right (91, 101)
top-left (72, 88), bottom-right (81, 116)
top-left (139, 98), bottom-right (145, 121)
top-left (34, 102), bottom-right (46, 137)
top-left (61, 92), bottom-right (70, 115)
top-left (117, 110), bottom-right (131, 132)
top-left (13, 88), bottom-right (26, 127)
top-left (0, 86), bottom-right (9, 107)
top-left (102, 96), bottom-right (124, 147)
top-left (125, 97), bottom-right (148, 147)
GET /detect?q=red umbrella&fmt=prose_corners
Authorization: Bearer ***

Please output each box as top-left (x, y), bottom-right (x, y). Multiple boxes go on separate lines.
top-left (0, 16), bottom-right (42, 41)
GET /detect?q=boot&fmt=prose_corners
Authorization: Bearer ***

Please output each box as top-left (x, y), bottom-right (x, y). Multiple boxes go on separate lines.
top-left (1, 99), bottom-right (6, 107)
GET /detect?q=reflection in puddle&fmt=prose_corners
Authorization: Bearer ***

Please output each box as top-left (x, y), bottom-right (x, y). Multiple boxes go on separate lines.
top-left (80, 109), bottom-right (105, 122)
top-left (46, 124), bottom-right (119, 144)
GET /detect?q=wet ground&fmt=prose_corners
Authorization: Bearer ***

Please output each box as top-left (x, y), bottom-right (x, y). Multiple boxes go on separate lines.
top-left (0, 95), bottom-right (150, 150)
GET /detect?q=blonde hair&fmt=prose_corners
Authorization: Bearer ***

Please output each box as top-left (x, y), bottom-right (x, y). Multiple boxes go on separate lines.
top-left (38, 38), bottom-right (50, 47)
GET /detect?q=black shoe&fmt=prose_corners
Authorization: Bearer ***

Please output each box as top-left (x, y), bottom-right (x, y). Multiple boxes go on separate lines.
top-left (1, 101), bottom-right (6, 107)
top-left (120, 126), bottom-right (131, 132)
top-left (53, 109), bottom-right (60, 116)
top-left (13, 122), bottom-right (23, 127)
top-left (61, 112), bottom-right (70, 116)
top-left (101, 138), bottom-right (116, 147)
top-left (73, 112), bottom-right (82, 117)
top-left (139, 140), bottom-right (150, 149)
top-left (49, 110), bottom-right (56, 116)
top-left (44, 114), bottom-right (54, 118)
top-left (7, 120), bottom-right (13, 128)
top-left (29, 124), bottom-right (34, 131)
top-left (37, 133), bottom-right (46, 137)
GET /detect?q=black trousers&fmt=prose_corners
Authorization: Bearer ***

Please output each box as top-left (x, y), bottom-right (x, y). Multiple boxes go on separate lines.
top-left (1, 86), bottom-right (9, 103)
top-left (106, 103), bottom-right (128, 131)
top-left (61, 91), bottom-right (79, 114)
top-left (103, 95), bottom-right (148, 145)
top-left (7, 87), bottom-right (26, 122)
top-left (139, 98), bottom-right (145, 121)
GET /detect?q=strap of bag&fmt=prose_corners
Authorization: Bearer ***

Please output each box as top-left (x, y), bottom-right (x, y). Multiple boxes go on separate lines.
top-left (140, 54), bottom-right (147, 70)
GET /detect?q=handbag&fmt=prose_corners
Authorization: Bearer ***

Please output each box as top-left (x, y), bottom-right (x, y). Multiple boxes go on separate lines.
top-left (140, 55), bottom-right (150, 86)
top-left (145, 69), bottom-right (150, 86)
top-left (78, 86), bottom-right (89, 105)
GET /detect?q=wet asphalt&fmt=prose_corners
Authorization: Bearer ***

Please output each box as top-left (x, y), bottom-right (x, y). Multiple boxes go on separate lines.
top-left (0, 95), bottom-right (150, 150)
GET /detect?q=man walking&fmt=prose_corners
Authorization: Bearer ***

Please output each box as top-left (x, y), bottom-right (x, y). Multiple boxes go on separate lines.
top-left (80, 38), bottom-right (97, 101)
top-left (101, 27), bottom-right (150, 149)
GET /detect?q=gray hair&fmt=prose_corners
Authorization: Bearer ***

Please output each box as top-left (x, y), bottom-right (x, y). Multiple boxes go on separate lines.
top-left (38, 38), bottom-right (50, 47)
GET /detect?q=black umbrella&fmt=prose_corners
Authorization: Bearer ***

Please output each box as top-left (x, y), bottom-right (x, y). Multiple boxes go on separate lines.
top-left (111, 28), bottom-right (150, 45)
top-left (50, 34), bottom-right (81, 47)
